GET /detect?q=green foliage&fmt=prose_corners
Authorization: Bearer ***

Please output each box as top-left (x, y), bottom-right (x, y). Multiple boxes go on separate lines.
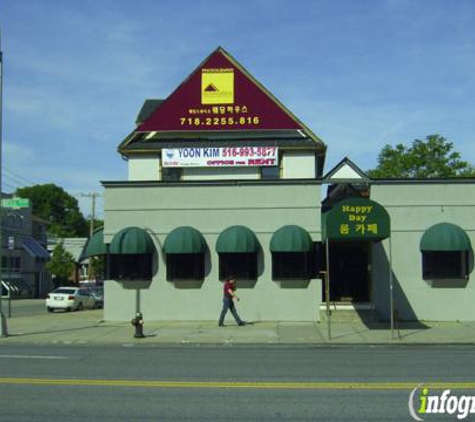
top-left (86, 218), bottom-right (104, 234)
top-left (16, 184), bottom-right (88, 237)
top-left (46, 243), bottom-right (75, 287)
top-left (367, 134), bottom-right (475, 178)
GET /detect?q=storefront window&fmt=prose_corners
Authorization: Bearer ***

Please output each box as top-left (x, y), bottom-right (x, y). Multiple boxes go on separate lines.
top-left (110, 254), bottom-right (153, 281)
top-left (166, 253), bottom-right (204, 281)
top-left (422, 251), bottom-right (469, 279)
top-left (272, 252), bottom-right (312, 280)
top-left (271, 242), bottom-right (322, 280)
top-left (219, 253), bottom-right (257, 280)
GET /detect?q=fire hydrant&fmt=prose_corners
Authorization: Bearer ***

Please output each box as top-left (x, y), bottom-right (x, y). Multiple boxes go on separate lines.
top-left (131, 312), bottom-right (145, 338)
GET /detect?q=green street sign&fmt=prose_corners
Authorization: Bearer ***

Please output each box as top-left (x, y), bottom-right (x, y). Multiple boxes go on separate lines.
top-left (1, 198), bottom-right (30, 209)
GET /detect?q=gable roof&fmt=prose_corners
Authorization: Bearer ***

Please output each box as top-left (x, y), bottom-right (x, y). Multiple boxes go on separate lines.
top-left (119, 47), bottom-right (326, 155)
top-left (136, 99), bottom-right (164, 126)
top-left (323, 157), bottom-right (370, 183)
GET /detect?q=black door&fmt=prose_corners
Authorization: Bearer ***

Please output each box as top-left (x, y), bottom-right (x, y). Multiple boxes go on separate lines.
top-left (323, 241), bottom-right (370, 302)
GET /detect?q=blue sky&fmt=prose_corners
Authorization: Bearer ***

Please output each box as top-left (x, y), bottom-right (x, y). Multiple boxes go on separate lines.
top-left (2, 0), bottom-right (475, 217)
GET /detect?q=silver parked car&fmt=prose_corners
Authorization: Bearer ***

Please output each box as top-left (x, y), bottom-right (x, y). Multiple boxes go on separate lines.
top-left (46, 287), bottom-right (96, 312)
top-left (91, 287), bottom-right (104, 309)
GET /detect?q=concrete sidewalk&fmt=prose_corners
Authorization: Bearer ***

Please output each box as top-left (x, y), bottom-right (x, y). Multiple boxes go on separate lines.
top-left (1, 308), bottom-right (475, 346)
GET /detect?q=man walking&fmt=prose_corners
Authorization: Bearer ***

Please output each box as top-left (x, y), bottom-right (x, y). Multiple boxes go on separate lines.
top-left (218, 275), bottom-right (245, 327)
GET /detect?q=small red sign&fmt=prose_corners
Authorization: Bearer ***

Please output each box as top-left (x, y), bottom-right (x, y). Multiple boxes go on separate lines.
top-left (137, 48), bottom-right (301, 132)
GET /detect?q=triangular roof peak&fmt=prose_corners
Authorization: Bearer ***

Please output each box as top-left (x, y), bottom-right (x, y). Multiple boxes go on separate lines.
top-left (134, 47), bottom-right (324, 147)
top-left (323, 157), bottom-right (370, 183)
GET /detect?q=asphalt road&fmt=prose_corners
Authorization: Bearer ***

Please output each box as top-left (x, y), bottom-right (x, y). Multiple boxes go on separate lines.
top-left (0, 344), bottom-right (474, 421)
top-left (1, 299), bottom-right (46, 318)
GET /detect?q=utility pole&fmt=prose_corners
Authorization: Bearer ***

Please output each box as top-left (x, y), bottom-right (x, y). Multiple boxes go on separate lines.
top-left (0, 21), bottom-right (7, 337)
top-left (80, 193), bottom-right (100, 280)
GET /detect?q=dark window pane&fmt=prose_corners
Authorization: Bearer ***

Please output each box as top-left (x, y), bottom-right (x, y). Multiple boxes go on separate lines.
top-left (261, 166), bottom-right (280, 179)
top-left (422, 251), bottom-right (468, 279)
top-left (309, 242), bottom-right (323, 278)
top-left (110, 254), bottom-right (153, 281)
top-left (166, 253), bottom-right (204, 281)
top-left (272, 252), bottom-right (312, 280)
top-left (219, 253), bottom-right (257, 281)
top-left (54, 288), bottom-right (76, 294)
top-left (162, 168), bottom-right (182, 181)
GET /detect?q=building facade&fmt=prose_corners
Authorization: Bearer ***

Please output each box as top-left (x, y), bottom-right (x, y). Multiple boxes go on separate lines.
top-left (95, 48), bottom-right (475, 322)
top-left (1, 197), bottom-right (51, 298)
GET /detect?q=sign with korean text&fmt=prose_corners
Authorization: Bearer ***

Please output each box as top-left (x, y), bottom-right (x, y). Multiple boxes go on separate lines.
top-left (137, 49), bottom-right (301, 132)
top-left (163, 146), bottom-right (278, 168)
top-left (1, 198), bottom-right (30, 209)
top-left (323, 198), bottom-right (390, 241)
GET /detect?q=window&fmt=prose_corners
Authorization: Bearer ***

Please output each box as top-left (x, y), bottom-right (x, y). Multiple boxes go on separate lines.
top-left (110, 254), bottom-right (153, 281)
top-left (2, 256), bottom-right (21, 272)
top-left (162, 167), bottom-right (182, 181)
top-left (219, 253), bottom-right (257, 281)
top-left (261, 166), bottom-right (280, 179)
top-left (422, 251), bottom-right (469, 280)
top-left (54, 288), bottom-right (77, 295)
top-left (272, 252), bottom-right (311, 280)
top-left (272, 242), bottom-right (322, 280)
top-left (166, 254), bottom-right (204, 281)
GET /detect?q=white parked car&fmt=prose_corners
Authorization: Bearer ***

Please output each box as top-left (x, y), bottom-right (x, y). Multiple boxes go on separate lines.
top-left (46, 287), bottom-right (96, 312)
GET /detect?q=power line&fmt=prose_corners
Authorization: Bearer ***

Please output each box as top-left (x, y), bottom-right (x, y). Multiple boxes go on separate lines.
top-left (2, 174), bottom-right (27, 188)
top-left (2, 173), bottom-right (27, 188)
top-left (2, 166), bottom-right (35, 185)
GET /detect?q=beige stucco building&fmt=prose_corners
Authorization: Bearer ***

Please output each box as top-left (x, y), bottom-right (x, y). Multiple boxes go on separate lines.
top-left (90, 48), bottom-right (474, 323)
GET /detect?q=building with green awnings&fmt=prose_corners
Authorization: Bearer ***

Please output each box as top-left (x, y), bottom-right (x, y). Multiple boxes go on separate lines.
top-left (100, 48), bottom-right (475, 323)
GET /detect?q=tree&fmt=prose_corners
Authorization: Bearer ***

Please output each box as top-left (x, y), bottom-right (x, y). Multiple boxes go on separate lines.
top-left (86, 218), bottom-right (104, 235)
top-left (16, 184), bottom-right (88, 237)
top-left (46, 243), bottom-right (75, 288)
top-left (367, 134), bottom-right (475, 178)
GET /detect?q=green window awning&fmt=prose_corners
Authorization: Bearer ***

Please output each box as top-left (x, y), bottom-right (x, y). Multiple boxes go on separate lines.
top-left (110, 227), bottom-right (155, 254)
top-left (215, 225), bottom-right (259, 253)
top-left (322, 197), bottom-right (390, 241)
top-left (270, 225), bottom-right (312, 252)
top-left (82, 228), bottom-right (107, 258)
top-left (420, 222), bottom-right (472, 252)
top-left (163, 226), bottom-right (206, 254)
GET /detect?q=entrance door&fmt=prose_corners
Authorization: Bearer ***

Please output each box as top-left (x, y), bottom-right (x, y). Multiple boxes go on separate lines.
top-left (323, 241), bottom-right (370, 302)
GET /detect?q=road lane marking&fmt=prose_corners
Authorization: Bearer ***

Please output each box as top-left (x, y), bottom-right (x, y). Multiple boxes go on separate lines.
top-left (0, 378), bottom-right (474, 390)
top-left (0, 355), bottom-right (69, 360)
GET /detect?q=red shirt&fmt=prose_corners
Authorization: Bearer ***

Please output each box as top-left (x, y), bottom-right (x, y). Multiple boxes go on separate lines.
top-left (223, 281), bottom-right (235, 298)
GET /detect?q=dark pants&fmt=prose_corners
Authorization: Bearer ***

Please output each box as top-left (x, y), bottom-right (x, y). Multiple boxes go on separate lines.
top-left (219, 297), bottom-right (243, 325)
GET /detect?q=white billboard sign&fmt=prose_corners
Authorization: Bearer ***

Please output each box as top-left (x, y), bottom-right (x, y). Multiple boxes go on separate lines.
top-left (162, 147), bottom-right (278, 168)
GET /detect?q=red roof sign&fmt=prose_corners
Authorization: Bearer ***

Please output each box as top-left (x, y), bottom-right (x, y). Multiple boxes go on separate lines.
top-left (137, 48), bottom-right (302, 132)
